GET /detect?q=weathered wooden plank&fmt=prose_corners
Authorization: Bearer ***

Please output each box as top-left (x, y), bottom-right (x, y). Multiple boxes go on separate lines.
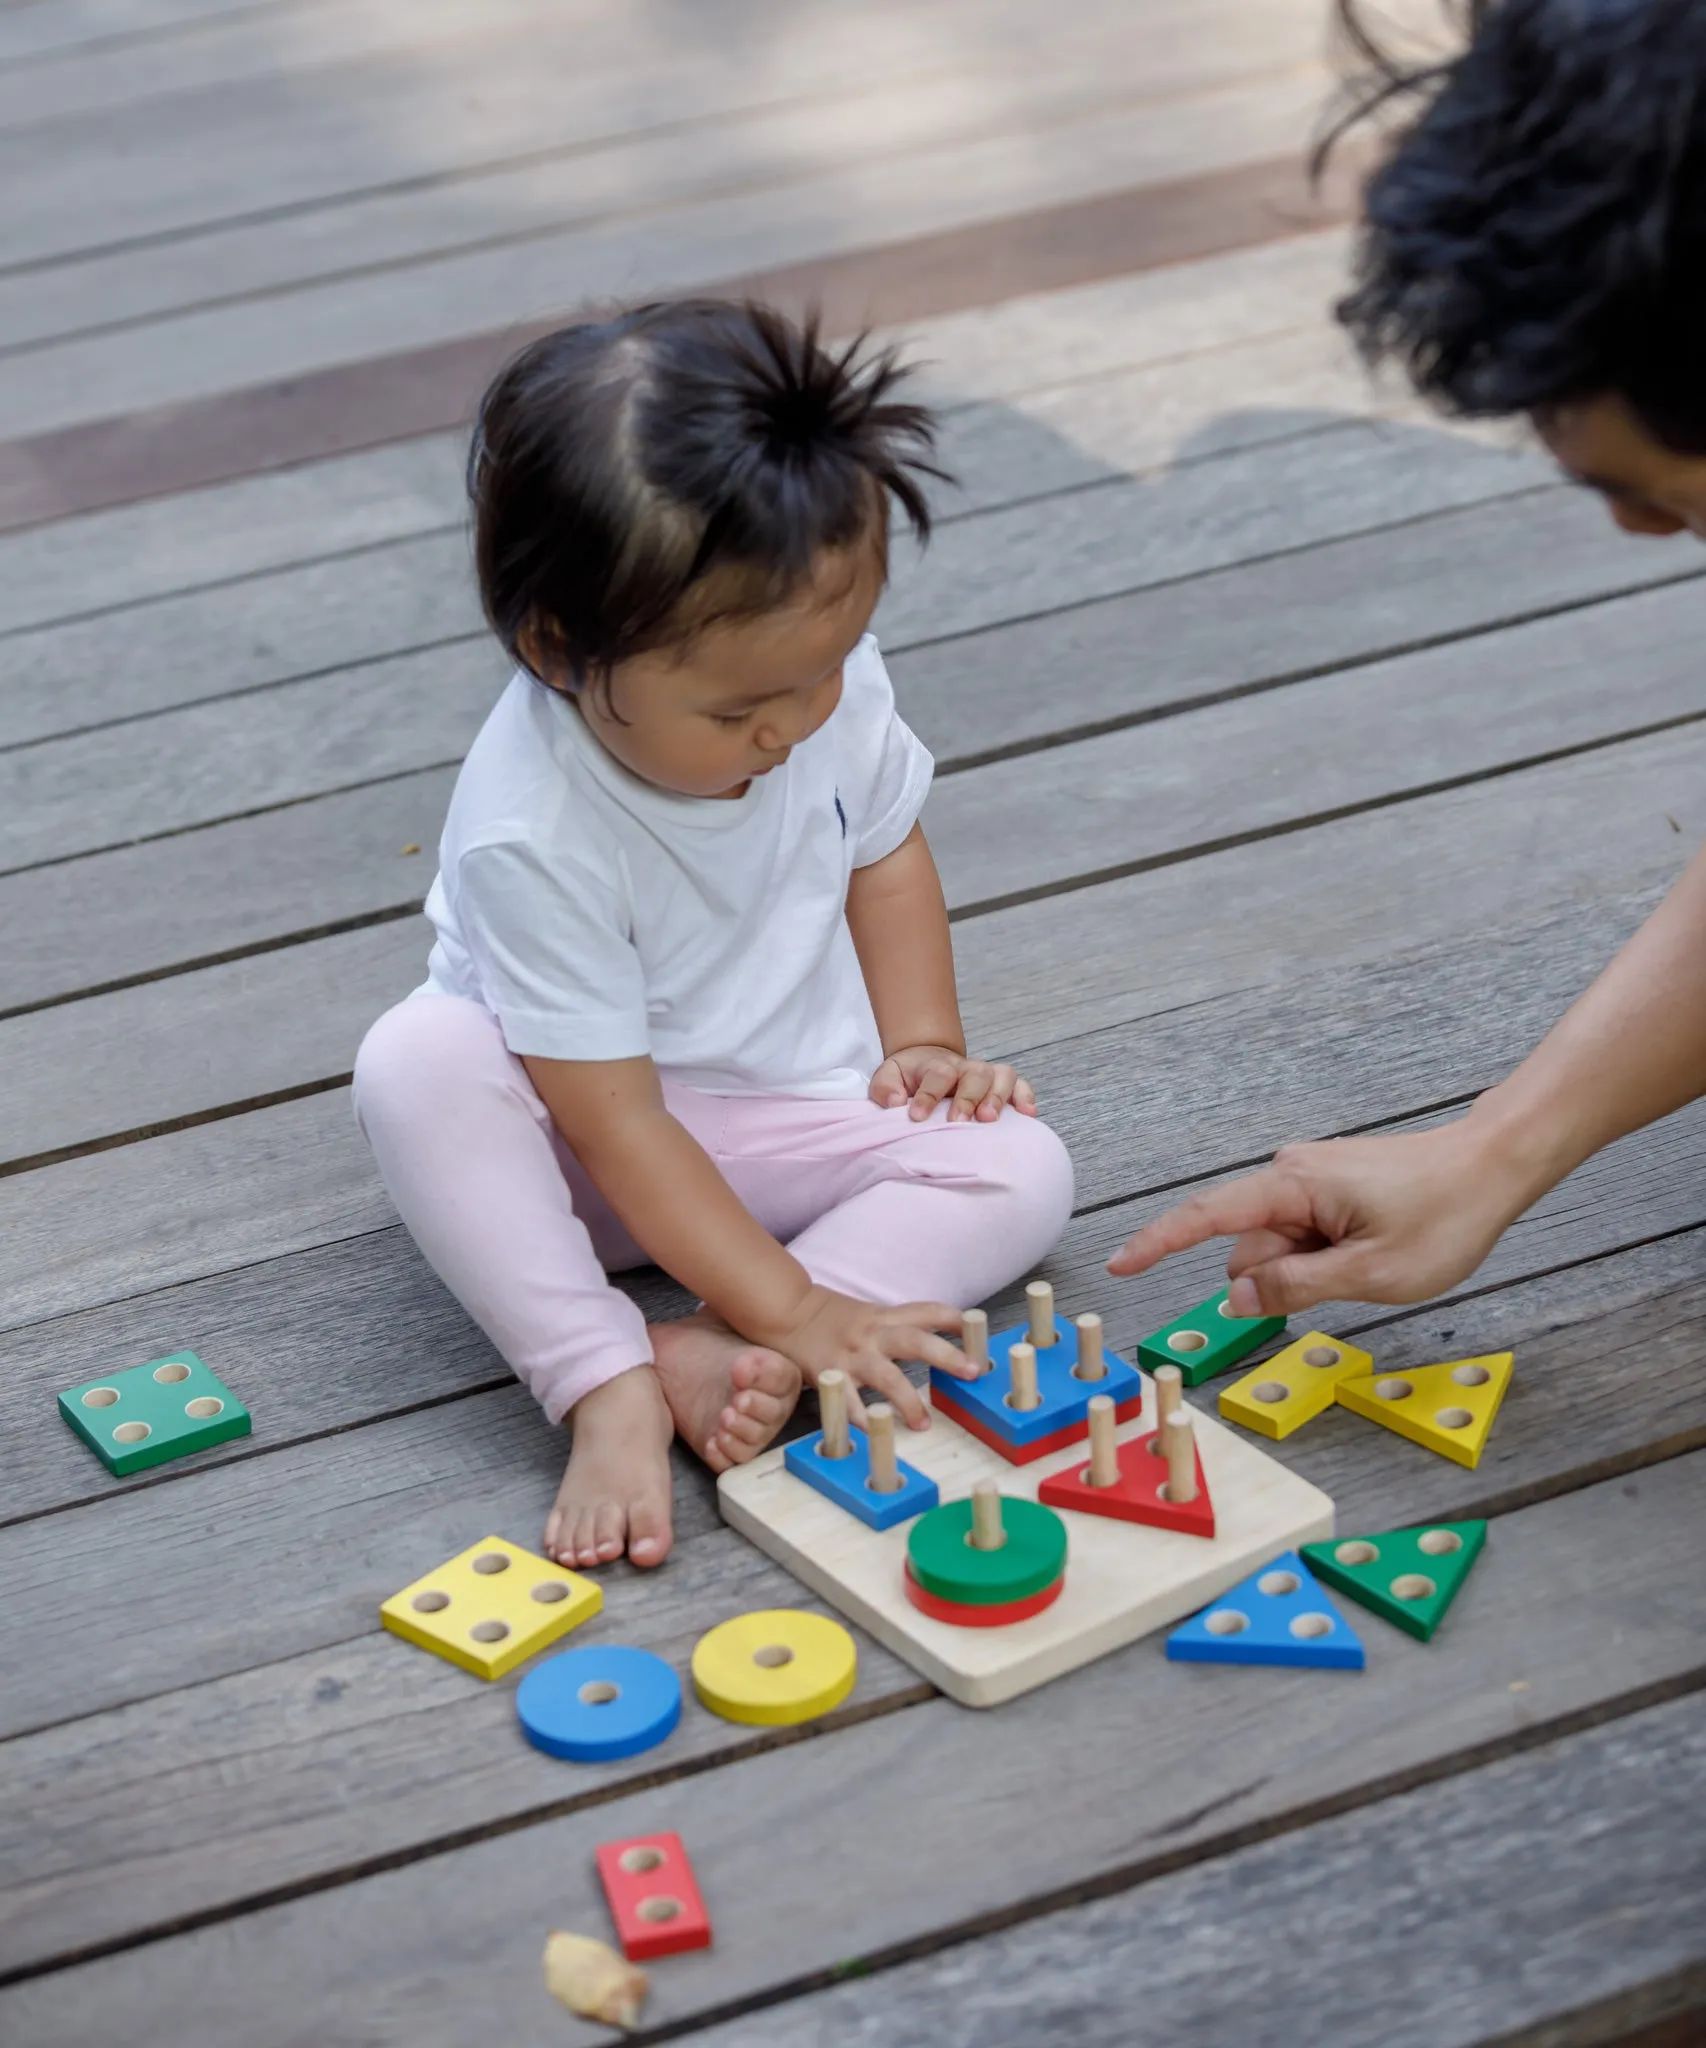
top-left (0, 68), bottom-right (1332, 438)
top-left (687, 1692), bottom-right (1706, 2048)
top-left (3, 719), bottom-right (1696, 1334)
top-left (9, 565), bottom-right (1700, 1155)
top-left (0, 0), bottom-right (292, 69)
top-left (3, 1247), bottom-right (1701, 1979)
top-left (3, 1453), bottom-right (1698, 2040)
top-left (0, 418), bottom-right (1561, 877)
top-left (0, 435), bottom-right (463, 641)
top-left (0, 0), bottom-right (1325, 350)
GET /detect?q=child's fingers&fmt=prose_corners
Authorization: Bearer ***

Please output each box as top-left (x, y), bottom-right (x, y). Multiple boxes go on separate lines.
top-left (856, 1358), bottom-right (927, 1428)
top-left (867, 1057), bottom-right (910, 1110)
top-left (947, 1062), bottom-right (995, 1121)
top-left (1012, 1074), bottom-right (1038, 1116)
top-left (907, 1055), bottom-right (962, 1121)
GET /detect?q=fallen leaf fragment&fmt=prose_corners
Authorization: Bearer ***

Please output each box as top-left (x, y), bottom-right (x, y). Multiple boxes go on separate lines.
top-left (543, 1931), bottom-right (649, 2029)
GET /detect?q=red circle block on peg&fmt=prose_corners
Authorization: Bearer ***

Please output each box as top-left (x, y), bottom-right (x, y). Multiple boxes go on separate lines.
top-left (902, 1561), bottom-right (1066, 1628)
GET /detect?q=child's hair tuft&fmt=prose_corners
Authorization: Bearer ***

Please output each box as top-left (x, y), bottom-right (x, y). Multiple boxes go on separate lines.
top-left (468, 299), bottom-right (947, 688)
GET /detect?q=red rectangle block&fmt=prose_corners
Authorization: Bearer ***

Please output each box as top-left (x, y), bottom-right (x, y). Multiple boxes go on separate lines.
top-left (596, 1830), bottom-right (713, 1961)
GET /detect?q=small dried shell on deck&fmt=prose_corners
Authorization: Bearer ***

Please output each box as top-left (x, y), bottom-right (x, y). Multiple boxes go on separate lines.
top-left (542, 1931), bottom-right (649, 2029)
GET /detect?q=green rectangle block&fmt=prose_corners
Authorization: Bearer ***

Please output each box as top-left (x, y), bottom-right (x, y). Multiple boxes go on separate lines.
top-left (1137, 1290), bottom-right (1286, 1387)
top-left (58, 1351), bottom-right (251, 1476)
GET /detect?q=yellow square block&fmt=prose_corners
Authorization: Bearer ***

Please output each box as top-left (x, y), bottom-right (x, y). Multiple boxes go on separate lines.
top-left (1334, 1353), bottom-right (1513, 1470)
top-left (1218, 1331), bottom-right (1374, 1440)
top-left (380, 1535), bottom-right (602, 1680)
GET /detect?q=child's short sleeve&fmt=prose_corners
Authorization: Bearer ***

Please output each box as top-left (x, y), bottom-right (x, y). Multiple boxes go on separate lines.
top-left (842, 637), bottom-right (934, 867)
top-left (448, 837), bottom-right (651, 1063)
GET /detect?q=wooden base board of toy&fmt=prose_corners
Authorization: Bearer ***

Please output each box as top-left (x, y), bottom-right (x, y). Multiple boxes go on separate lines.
top-left (718, 1378), bottom-right (1334, 1707)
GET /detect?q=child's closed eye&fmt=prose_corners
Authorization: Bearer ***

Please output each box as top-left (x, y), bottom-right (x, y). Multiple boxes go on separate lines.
top-left (707, 710), bottom-right (750, 729)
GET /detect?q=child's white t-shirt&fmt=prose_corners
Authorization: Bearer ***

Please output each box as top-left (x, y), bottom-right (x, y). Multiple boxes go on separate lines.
top-left (419, 635), bottom-right (933, 1098)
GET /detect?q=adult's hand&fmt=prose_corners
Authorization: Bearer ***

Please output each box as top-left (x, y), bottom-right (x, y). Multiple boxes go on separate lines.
top-left (1106, 1120), bottom-right (1526, 1317)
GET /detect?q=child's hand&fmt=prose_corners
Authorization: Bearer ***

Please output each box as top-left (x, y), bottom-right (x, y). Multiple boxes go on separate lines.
top-left (776, 1286), bottom-right (974, 1429)
top-left (870, 1044), bottom-right (1038, 1123)
top-left (1106, 1122), bottom-right (1525, 1316)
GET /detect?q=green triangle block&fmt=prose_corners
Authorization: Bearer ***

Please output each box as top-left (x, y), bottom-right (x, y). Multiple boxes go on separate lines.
top-left (1300, 1520), bottom-right (1486, 1642)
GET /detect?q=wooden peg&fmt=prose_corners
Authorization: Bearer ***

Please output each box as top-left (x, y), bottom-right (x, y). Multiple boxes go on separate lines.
top-left (1162, 1407), bottom-right (1197, 1504)
top-left (1086, 1393), bottom-right (1119, 1487)
top-left (1074, 1312), bottom-right (1105, 1381)
top-left (1154, 1363), bottom-right (1183, 1430)
top-left (969, 1479), bottom-right (1006, 1551)
top-left (1007, 1342), bottom-right (1040, 1411)
top-left (962, 1307), bottom-right (990, 1376)
top-left (818, 1370), bottom-right (850, 1459)
top-left (1026, 1280), bottom-right (1057, 1347)
top-left (865, 1403), bottom-right (901, 1493)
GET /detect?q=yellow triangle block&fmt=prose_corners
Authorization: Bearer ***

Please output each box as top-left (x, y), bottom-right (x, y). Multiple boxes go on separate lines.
top-left (1218, 1331), bottom-right (1374, 1440)
top-left (1335, 1353), bottom-right (1512, 1469)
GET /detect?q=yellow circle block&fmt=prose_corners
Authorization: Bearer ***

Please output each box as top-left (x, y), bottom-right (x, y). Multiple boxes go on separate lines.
top-left (691, 1609), bottom-right (857, 1727)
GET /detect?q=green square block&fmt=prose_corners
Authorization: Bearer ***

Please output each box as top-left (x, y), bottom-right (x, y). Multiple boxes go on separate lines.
top-left (58, 1351), bottom-right (251, 1476)
top-left (1137, 1289), bottom-right (1286, 1387)
top-left (1302, 1520), bottom-right (1487, 1642)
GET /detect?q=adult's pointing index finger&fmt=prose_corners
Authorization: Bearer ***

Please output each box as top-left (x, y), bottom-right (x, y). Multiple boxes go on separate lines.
top-left (1105, 1167), bottom-right (1298, 1276)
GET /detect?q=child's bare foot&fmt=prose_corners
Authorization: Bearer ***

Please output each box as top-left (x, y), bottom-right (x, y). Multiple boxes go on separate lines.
top-left (544, 1365), bottom-right (674, 1571)
top-left (650, 1311), bottom-right (801, 1474)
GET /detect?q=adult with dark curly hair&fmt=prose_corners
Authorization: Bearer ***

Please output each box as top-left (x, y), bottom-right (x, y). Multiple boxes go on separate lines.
top-left (1111, 0), bottom-right (1706, 1313)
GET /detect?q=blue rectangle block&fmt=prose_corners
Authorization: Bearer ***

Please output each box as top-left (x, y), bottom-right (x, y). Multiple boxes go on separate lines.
top-left (784, 1426), bottom-right (939, 1530)
top-left (929, 1316), bottom-right (1143, 1450)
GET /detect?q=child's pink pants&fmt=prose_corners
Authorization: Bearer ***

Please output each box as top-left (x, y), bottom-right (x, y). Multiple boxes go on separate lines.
top-left (353, 994), bottom-right (1076, 1423)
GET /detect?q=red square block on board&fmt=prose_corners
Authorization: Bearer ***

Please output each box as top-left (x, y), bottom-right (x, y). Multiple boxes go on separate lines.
top-left (595, 1830), bottom-right (712, 1961)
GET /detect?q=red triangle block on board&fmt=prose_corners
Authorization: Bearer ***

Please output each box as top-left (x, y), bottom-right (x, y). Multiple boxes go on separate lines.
top-left (1038, 1428), bottom-right (1216, 1538)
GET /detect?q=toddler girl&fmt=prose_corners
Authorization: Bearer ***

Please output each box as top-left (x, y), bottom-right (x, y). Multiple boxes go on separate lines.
top-left (354, 300), bottom-right (1074, 1571)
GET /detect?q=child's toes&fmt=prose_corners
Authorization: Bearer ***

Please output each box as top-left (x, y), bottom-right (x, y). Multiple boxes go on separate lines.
top-left (592, 1501), bottom-right (626, 1563)
top-left (719, 1404), bottom-right (769, 1448)
top-left (730, 1348), bottom-right (801, 1404)
top-left (627, 1493), bottom-right (672, 1569)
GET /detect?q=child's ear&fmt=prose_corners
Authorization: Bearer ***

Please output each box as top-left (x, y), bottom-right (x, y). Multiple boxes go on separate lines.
top-left (517, 618), bottom-right (576, 695)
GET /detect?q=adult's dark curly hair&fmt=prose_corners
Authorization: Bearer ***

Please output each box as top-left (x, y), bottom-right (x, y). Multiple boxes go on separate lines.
top-left (469, 300), bottom-right (944, 691)
top-left (1321, 0), bottom-right (1706, 452)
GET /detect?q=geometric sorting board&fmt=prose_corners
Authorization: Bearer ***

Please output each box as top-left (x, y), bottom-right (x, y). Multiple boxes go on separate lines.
top-left (719, 1374), bottom-right (1334, 1706)
top-left (1138, 1290), bottom-right (1287, 1387)
top-left (1301, 1521), bottom-right (1487, 1641)
top-left (1166, 1551), bottom-right (1365, 1669)
top-left (58, 1350), bottom-right (251, 1475)
top-left (380, 1536), bottom-right (603, 1680)
top-left (929, 1314), bottom-right (1144, 1463)
top-left (1218, 1331), bottom-right (1373, 1440)
top-left (1335, 1353), bottom-right (1512, 1469)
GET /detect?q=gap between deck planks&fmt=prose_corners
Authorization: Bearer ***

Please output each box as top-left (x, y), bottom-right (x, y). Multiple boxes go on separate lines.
top-left (683, 1692), bottom-right (1706, 2048)
top-left (2, 715), bottom-right (1698, 1334)
top-left (2, 1451), bottom-right (1700, 2036)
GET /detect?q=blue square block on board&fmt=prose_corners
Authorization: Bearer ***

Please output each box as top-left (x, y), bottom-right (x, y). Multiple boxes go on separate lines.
top-left (784, 1425), bottom-right (940, 1530)
top-left (1167, 1550), bottom-right (1365, 1670)
top-left (930, 1315), bottom-right (1143, 1449)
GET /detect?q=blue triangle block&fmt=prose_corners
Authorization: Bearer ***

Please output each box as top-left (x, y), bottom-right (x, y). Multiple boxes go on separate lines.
top-left (1166, 1550), bottom-right (1365, 1669)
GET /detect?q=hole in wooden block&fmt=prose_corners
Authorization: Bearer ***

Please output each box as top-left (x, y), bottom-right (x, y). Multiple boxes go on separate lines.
top-left (412, 1590), bottom-right (450, 1613)
top-left (531, 1582), bottom-right (569, 1603)
top-left (1335, 1540), bottom-right (1379, 1566)
top-left (470, 1620), bottom-right (510, 1643)
top-left (637, 1897), bottom-right (683, 1923)
top-left (152, 1362), bottom-right (192, 1384)
top-left (1217, 1300), bottom-right (1244, 1319)
top-left (81, 1388), bottom-right (120, 1408)
top-left (1258, 1570), bottom-right (1300, 1597)
top-left (184, 1397), bottom-right (223, 1418)
top-left (1204, 1609), bottom-right (1249, 1636)
top-left (751, 1644), bottom-right (794, 1669)
top-left (1391, 1574), bottom-right (1437, 1602)
top-left (1290, 1613), bottom-right (1334, 1640)
top-left (1250, 1382), bottom-right (1289, 1405)
top-left (1303, 1345), bottom-right (1341, 1367)
top-left (1451, 1364), bottom-right (1491, 1386)
top-left (1001, 1392), bottom-right (1041, 1412)
top-left (578, 1681), bottom-right (621, 1706)
top-left (1417, 1530), bottom-right (1464, 1556)
top-left (1168, 1330), bottom-right (1209, 1354)
top-left (1374, 1378), bottom-right (1413, 1402)
top-left (471, 1552), bottom-right (510, 1575)
top-left (619, 1847), bottom-right (665, 1874)
top-left (112, 1421), bottom-right (151, 1444)
top-left (1433, 1407), bottom-right (1474, 1430)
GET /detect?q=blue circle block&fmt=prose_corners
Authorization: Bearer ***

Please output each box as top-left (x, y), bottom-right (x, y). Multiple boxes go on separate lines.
top-left (517, 1646), bottom-right (683, 1762)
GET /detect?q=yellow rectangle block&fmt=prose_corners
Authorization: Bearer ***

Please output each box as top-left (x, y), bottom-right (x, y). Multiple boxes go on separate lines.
top-left (1218, 1332), bottom-right (1374, 1440)
top-left (380, 1535), bottom-right (603, 1680)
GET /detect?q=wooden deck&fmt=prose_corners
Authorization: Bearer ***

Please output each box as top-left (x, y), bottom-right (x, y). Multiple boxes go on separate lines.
top-left (2, 3), bottom-right (1704, 2042)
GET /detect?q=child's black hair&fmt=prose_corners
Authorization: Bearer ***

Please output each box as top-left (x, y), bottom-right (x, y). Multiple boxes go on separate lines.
top-left (468, 299), bottom-right (945, 690)
top-left (1318, 0), bottom-right (1706, 451)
